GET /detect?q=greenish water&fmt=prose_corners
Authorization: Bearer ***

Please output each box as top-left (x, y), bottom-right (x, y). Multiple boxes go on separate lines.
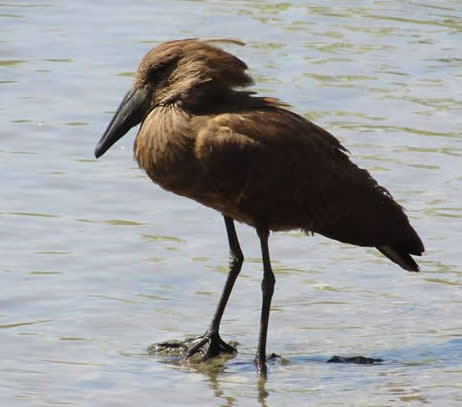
top-left (1, 1), bottom-right (461, 406)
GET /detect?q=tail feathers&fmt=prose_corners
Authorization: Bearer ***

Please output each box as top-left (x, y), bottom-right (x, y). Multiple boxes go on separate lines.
top-left (377, 245), bottom-right (420, 272)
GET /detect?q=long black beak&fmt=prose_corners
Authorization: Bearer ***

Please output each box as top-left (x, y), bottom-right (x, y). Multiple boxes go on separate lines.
top-left (94, 87), bottom-right (150, 158)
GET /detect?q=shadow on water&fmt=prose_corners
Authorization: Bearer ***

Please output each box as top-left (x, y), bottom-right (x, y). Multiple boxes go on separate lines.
top-left (267, 338), bottom-right (462, 370)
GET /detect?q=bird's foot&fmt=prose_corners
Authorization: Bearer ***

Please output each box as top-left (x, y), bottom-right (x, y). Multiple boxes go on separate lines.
top-left (148, 331), bottom-right (237, 362)
top-left (327, 355), bottom-right (383, 364)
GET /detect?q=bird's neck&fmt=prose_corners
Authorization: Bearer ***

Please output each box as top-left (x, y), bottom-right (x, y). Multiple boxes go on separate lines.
top-left (179, 88), bottom-right (267, 116)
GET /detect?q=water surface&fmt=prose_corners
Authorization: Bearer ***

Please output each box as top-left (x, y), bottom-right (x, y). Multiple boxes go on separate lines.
top-left (1, 1), bottom-right (461, 406)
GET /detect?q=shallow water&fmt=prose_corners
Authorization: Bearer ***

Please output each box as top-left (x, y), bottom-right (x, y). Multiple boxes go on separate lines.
top-left (1, 0), bottom-right (462, 405)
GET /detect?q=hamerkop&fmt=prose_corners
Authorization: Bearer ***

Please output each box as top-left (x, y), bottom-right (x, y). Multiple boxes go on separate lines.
top-left (95, 39), bottom-right (424, 377)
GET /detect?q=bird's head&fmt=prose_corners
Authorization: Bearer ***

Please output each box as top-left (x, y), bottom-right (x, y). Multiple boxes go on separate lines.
top-left (94, 39), bottom-right (252, 158)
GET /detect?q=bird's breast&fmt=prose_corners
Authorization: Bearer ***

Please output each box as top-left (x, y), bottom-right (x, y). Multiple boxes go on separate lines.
top-left (133, 106), bottom-right (258, 225)
top-left (134, 106), bottom-right (203, 195)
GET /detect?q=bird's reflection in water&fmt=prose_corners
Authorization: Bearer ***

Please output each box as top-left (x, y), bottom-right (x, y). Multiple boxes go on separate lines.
top-left (150, 344), bottom-right (282, 407)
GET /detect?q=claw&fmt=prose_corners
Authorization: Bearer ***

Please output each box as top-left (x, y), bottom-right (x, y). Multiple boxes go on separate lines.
top-left (185, 336), bottom-right (210, 359)
top-left (149, 332), bottom-right (237, 362)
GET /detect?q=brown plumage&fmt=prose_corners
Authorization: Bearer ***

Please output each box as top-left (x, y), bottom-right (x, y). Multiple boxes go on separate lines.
top-left (95, 39), bottom-right (424, 377)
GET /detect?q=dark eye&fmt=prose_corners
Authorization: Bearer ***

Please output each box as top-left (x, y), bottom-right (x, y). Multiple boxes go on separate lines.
top-left (147, 56), bottom-right (179, 83)
top-left (147, 63), bottom-right (170, 82)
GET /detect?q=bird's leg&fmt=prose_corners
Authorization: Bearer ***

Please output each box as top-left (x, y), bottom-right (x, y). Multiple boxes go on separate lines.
top-left (207, 216), bottom-right (244, 337)
top-left (151, 216), bottom-right (243, 360)
top-left (183, 216), bottom-right (243, 359)
top-left (255, 225), bottom-right (275, 378)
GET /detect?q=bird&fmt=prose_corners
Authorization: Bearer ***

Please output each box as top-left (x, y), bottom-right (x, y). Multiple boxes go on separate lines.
top-left (94, 38), bottom-right (424, 378)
